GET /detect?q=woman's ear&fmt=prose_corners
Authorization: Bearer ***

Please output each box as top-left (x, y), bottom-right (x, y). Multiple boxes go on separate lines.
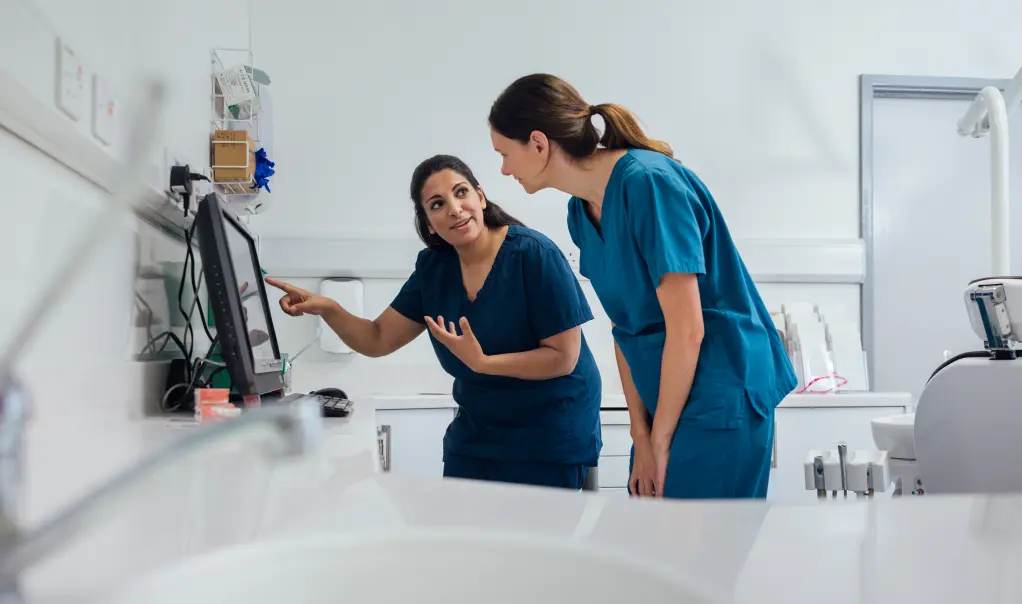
top-left (477, 187), bottom-right (487, 210)
top-left (530, 130), bottom-right (549, 156)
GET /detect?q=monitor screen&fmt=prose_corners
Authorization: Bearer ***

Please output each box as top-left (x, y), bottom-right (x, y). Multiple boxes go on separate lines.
top-left (223, 215), bottom-right (276, 365)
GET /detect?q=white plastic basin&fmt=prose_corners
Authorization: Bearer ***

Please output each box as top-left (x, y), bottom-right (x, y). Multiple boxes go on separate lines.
top-left (871, 413), bottom-right (916, 459)
top-left (103, 529), bottom-right (714, 604)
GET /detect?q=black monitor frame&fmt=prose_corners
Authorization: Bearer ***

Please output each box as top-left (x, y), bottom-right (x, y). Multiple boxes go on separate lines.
top-left (194, 193), bottom-right (284, 397)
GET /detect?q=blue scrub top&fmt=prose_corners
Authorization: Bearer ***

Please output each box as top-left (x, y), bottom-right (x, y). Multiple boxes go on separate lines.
top-left (567, 149), bottom-right (796, 429)
top-left (390, 225), bottom-right (603, 466)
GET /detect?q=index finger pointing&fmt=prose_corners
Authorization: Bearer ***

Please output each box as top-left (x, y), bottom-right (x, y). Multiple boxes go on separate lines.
top-left (264, 277), bottom-right (296, 293)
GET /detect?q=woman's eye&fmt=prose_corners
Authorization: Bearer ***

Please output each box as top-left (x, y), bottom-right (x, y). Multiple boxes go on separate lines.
top-left (456, 187), bottom-right (468, 197)
top-left (430, 200), bottom-right (443, 211)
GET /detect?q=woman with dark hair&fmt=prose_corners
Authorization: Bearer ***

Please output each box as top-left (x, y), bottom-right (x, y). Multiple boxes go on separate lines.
top-left (488, 74), bottom-right (796, 500)
top-left (266, 154), bottom-right (602, 489)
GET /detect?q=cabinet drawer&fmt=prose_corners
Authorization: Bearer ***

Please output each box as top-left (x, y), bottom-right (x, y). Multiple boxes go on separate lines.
top-left (597, 456), bottom-right (630, 488)
top-left (600, 425), bottom-right (632, 456)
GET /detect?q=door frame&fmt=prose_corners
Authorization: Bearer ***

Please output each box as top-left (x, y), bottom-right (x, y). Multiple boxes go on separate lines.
top-left (859, 74), bottom-right (1012, 389)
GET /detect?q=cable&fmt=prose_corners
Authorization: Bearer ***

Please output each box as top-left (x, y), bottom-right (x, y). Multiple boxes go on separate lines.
top-left (134, 291), bottom-right (156, 345)
top-left (188, 234), bottom-right (216, 344)
top-left (160, 336), bottom-right (221, 412)
top-left (927, 350), bottom-right (992, 383)
top-left (139, 330), bottom-right (189, 359)
top-left (205, 366), bottom-right (228, 387)
top-left (176, 219), bottom-right (195, 372)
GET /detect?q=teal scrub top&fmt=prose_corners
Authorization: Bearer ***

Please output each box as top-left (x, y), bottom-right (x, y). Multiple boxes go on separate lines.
top-left (390, 225), bottom-right (603, 466)
top-left (567, 149), bottom-right (796, 429)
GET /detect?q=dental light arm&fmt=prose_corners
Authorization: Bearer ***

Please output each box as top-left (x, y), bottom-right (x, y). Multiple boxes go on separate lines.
top-left (958, 65), bottom-right (1022, 138)
top-left (955, 65), bottom-right (1022, 277)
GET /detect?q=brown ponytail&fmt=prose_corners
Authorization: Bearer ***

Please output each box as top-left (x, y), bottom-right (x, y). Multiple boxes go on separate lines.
top-left (591, 103), bottom-right (673, 157)
top-left (489, 74), bottom-right (673, 160)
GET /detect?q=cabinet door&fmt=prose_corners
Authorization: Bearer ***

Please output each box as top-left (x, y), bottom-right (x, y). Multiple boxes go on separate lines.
top-left (376, 408), bottom-right (455, 479)
top-left (770, 406), bottom-right (905, 501)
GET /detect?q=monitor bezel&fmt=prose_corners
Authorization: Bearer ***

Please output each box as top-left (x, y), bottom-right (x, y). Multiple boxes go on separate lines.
top-left (194, 193), bottom-right (284, 397)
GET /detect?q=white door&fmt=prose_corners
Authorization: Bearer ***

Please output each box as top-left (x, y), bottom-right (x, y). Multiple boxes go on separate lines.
top-left (868, 91), bottom-right (1022, 401)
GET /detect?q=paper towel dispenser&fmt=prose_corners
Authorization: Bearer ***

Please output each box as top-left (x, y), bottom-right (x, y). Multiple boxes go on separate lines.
top-left (318, 279), bottom-right (364, 354)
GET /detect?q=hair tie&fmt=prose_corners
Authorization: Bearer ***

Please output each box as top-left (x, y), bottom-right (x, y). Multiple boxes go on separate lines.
top-left (588, 104), bottom-right (597, 116)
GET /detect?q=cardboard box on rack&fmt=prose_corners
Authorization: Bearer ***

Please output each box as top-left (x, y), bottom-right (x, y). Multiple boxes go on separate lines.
top-left (211, 130), bottom-right (255, 182)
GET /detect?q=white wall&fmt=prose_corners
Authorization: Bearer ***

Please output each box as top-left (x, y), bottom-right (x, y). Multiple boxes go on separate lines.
top-left (247, 0), bottom-right (1022, 396)
top-left (1, 0), bottom-right (251, 175)
top-left (1, 0), bottom-right (251, 536)
top-left (248, 0), bottom-right (1022, 241)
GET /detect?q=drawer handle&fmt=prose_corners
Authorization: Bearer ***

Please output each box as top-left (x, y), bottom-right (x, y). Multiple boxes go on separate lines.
top-left (771, 419), bottom-right (777, 469)
top-left (377, 425), bottom-right (391, 472)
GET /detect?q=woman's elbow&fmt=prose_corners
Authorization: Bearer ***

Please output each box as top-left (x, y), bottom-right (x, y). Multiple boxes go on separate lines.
top-left (554, 348), bottom-right (581, 377)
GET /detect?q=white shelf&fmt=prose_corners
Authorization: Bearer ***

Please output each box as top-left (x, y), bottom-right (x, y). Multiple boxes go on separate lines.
top-left (260, 235), bottom-right (866, 284)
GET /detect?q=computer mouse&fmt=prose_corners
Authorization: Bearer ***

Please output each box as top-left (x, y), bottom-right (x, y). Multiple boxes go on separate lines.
top-left (311, 387), bottom-right (348, 399)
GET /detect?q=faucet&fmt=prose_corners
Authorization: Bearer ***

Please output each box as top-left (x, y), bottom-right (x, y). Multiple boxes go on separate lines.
top-left (0, 380), bottom-right (323, 603)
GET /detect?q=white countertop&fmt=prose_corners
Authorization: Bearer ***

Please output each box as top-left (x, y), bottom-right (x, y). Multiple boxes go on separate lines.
top-left (17, 394), bottom-right (1020, 604)
top-left (369, 391), bottom-right (914, 411)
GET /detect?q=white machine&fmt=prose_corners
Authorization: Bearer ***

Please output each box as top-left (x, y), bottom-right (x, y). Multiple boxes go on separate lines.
top-left (870, 65), bottom-right (1022, 496)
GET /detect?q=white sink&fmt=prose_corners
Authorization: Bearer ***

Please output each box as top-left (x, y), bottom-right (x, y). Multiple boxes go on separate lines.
top-left (871, 413), bottom-right (916, 459)
top-left (103, 529), bottom-right (714, 604)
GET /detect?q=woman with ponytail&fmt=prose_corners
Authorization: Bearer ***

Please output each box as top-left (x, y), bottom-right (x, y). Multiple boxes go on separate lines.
top-left (489, 74), bottom-right (796, 500)
top-left (266, 154), bottom-right (602, 490)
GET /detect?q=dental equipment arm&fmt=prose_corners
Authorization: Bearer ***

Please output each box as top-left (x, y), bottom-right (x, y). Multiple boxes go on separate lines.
top-left (955, 65), bottom-right (1022, 276)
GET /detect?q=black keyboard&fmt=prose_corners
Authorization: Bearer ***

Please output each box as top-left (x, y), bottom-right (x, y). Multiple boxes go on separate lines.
top-left (311, 392), bottom-right (353, 417)
top-left (277, 392), bottom-right (354, 417)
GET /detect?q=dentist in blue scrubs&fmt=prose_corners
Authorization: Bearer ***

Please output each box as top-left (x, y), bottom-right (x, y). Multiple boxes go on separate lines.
top-left (488, 74), bottom-right (797, 499)
top-left (267, 154), bottom-right (602, 490)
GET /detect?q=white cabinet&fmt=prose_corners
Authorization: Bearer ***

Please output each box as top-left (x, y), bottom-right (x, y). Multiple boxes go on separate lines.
top-left (593, 395), bottom-right (912, 500)
top-left (768, 405), bottom-right (908, 501)
top-left (375, 408), bottom-right (456, 479)
top-left (597, 411), bottom-right (632, 493)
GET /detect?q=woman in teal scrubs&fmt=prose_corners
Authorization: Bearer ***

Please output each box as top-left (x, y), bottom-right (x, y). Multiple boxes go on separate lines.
top-left (267, 155), bottom-right (602, 489)
top-left (488, 75), bottom-right (797, 499)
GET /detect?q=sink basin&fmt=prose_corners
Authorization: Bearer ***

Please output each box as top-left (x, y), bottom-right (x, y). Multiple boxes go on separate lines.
top-left (103, 529), bottom-right (714, 604)
top-left (871, 413), bottom-right (916, 459)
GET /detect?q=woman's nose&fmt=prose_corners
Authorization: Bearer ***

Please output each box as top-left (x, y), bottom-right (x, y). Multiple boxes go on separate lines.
top-left (500, 163), bottom-right (511, 176)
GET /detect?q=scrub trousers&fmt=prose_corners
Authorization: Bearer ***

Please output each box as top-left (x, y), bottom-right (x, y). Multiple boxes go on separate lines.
top-left (443, 454), bottom-right (589, 491)
top-left (628, 408), bottom-right (774, 499)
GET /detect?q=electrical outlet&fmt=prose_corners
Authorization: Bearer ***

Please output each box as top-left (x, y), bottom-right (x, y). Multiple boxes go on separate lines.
top-left (55, 39), bottom-right (85, 121)
top-left (91, 73), bottom-right (116, 145)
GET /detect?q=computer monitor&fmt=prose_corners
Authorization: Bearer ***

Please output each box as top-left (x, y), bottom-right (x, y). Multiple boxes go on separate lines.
top-left (194, 193), bottom-right (285, 397)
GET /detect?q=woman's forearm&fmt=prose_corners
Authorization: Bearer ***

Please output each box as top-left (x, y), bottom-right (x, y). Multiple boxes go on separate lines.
top-left (320, 302), bottom-right (387, 357)
top-left (477, 345), bottom-right (577, 380)
top-left (615, 341), bottom-right (651, 441)
top-left (649, 329), bottom-right (702, 448)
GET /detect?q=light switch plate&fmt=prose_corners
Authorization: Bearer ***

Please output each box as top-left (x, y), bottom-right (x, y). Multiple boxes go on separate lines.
top-left (92, 74), bottom-right (115, 145)
top-left (55, 39), bottom-right (84, 121)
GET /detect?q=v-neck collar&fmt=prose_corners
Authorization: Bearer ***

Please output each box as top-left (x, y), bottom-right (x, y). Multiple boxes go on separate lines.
top-left (578, 150), bottom-right (632, 244)
top-left (459, 225), bottom-right (514, 304)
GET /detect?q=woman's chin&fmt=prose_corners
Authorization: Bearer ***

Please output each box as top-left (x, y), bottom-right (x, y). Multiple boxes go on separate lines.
top-left (519, 180), bottom-right (542, 195)
top-left (447, 225), bottom-right (483, 246)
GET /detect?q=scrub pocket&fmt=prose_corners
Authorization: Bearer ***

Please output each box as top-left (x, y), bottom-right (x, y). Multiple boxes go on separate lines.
top-left (680, 384), bottom-right (746, 430)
